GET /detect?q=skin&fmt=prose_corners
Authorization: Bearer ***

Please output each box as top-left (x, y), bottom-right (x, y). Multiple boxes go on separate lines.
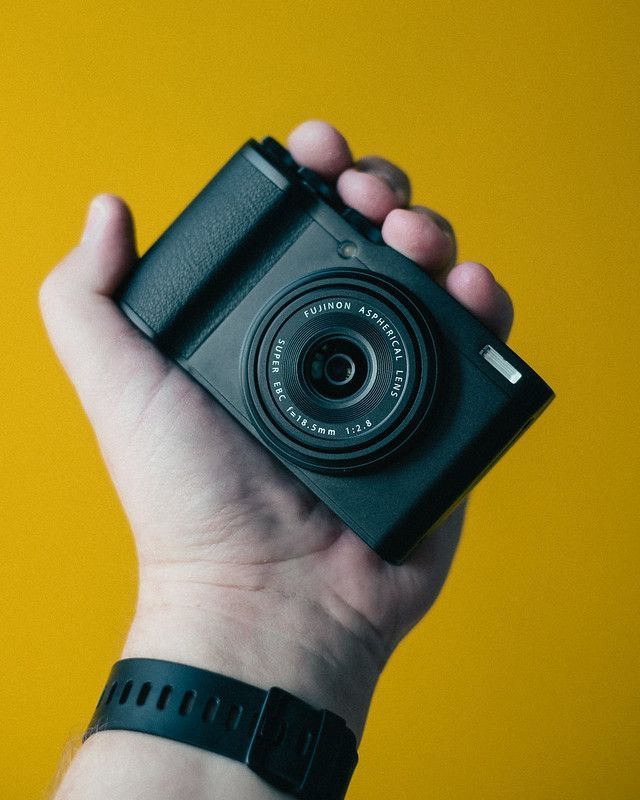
top-left (42, 120), bottom-right (514, 799)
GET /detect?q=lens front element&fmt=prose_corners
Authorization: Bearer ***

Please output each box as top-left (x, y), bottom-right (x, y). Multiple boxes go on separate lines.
top-left (243, 270), bottom-right (437, 472)
top-left (304, 336), bottom-right (369, 400)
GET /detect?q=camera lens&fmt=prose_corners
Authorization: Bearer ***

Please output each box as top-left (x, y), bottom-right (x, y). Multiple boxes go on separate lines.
top-left (304, 336), bottom-right (369, 400)
top-left (243, 270), bottom-right (437, 472)
top-left (324, 353), bottom-right (353, 385)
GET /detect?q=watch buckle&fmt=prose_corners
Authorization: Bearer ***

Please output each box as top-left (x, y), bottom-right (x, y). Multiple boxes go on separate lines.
top-left (245, 686), bottom-right (355, 799)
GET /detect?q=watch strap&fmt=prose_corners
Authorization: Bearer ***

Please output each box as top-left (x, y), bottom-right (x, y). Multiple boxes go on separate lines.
top-left (84, 658), bottom-right (358, 800)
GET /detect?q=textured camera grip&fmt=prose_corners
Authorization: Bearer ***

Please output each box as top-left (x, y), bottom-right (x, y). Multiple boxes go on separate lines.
top-left (117, 149), bottom-right (309, 358)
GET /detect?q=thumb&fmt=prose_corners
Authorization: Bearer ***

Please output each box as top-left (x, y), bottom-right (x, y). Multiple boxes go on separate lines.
top-left (39, 194), bottom-right (172, 431)
top-left (78, 193), bottom-right (137, 294)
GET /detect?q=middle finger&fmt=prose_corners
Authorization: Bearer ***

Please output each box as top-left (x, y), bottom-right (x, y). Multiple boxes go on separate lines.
top-left (336, 155), bottom-right (412, 225)
top-left (381, 206), bottom-right (457, 278)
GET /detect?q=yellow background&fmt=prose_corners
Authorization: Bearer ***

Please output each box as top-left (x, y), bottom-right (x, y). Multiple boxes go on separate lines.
top-left (2, 1), bottom-right (638, 797)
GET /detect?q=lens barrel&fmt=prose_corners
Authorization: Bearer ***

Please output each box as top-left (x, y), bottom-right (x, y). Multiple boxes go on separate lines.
top-left (243, 270), bottom-right (437, 472)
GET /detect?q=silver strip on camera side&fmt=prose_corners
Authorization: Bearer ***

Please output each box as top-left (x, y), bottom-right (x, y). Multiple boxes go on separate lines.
top-left (480, 345), bottom-right (522, 384)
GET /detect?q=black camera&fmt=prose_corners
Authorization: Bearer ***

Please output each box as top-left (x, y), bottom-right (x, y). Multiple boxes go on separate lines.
top-left (116, 137), bottom-right (554, 563)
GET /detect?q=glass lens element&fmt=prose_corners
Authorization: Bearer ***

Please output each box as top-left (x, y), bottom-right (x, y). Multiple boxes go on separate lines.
top-left (303, 336), bottom-right (369, 400)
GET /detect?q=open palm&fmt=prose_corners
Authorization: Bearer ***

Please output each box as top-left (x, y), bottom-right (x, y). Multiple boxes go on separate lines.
top-left (40, 121), bottom-right (513, 677)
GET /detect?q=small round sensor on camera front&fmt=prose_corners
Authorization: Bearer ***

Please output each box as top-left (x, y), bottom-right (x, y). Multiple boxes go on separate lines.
top-left (337, 241), bottom-right (358, 259)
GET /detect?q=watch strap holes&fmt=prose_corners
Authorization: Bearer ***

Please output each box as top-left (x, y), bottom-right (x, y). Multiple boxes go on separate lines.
top-left (226, 703), bottom-right (243, 731)
top-left (84, 659), bottom-right (359, 797)
top-left (157, 685), bottom-right (172, 710)
top-left (118, 680), bottom-right (133, 704)
top-left (179, 690), bottom-right (196, 716)
top-left (136, 682), bottom-right (152, 706)
top-left (202, 696), bottom-right (220, 723)
top-left (105, 682), bottom-right (118, 705)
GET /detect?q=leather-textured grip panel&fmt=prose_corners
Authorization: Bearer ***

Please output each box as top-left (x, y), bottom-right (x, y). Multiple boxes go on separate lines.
top-left (117, 151), bottom-right (310, 358)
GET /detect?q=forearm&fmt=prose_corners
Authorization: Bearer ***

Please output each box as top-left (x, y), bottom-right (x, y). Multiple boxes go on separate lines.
top-left (53, 579), bottom-right (381, 800)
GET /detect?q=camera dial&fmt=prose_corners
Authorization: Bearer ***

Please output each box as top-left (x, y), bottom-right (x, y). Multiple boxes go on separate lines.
top-left (243, 270), bottom-right (438, 472)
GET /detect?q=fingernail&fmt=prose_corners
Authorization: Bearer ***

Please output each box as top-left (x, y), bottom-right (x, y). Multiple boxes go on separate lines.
top-left (81, 196), bottom-right (109, 243)
top-left (355, 157), bottom-right (411, 206)
top-left (413, 206), bottom-right (455, 239)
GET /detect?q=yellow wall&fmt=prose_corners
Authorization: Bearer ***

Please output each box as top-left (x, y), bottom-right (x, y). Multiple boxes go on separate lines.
top-left (2, 2), bottom-right (638, 797)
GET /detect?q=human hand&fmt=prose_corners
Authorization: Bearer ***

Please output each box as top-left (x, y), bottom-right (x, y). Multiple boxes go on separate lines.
top-left (40, 121), bottom-right (513, 743)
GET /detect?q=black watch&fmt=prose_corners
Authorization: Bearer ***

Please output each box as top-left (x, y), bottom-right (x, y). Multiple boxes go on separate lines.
top-left (84, 658), bottom-right (358, 800)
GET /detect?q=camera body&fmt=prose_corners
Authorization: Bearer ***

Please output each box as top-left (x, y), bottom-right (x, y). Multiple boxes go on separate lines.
top-left (117, 137), bottom-right (554, 563)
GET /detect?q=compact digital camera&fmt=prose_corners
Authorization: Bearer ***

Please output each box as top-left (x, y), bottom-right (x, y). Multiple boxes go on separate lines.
top-left (116, 136), bottom-right (554, 563)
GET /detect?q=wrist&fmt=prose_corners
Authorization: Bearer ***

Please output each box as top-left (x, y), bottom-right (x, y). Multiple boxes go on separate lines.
top-left (122, 572), bottom-right (384, 741)
top-left (56, 577), bottom-right (375, 800)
